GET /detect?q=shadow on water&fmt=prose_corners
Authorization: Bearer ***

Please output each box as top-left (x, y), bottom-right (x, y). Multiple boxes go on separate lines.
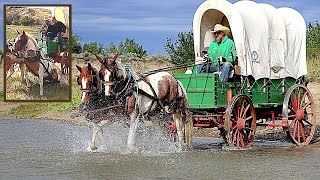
top-left (1, 117), bottom-right (320, 179)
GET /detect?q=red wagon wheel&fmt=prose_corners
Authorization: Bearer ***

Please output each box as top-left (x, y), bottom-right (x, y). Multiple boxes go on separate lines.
top-left (225, 94), bottom-right (256, 149)
top-left (282, 84), bottom-right (316, 145)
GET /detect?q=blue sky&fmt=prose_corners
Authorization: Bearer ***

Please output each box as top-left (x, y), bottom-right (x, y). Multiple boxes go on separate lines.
top-left (1, 0), bottom-right (319, 55)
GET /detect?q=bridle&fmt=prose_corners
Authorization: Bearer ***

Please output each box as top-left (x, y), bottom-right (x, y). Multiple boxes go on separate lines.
top-left (77, 69), bottom-right (98, 94)
top-left (99, 62), bottom-right (119, 91)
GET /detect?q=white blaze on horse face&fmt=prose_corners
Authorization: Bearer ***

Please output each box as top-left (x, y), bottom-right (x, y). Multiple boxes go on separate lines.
top-left (104, 69), bottom-right (112, 96)
top-left (81, 78), bottom-right (87, 103)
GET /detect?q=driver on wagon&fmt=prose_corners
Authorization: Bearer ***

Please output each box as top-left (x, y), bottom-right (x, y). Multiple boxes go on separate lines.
top-left (198, 24), bottom-right (236, 83)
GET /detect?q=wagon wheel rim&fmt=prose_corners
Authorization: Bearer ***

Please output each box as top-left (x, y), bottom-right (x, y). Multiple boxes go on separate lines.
top-left (225, 95), bottom-right (256, 149)
top-left (283, 84), bottom-right (316, 145)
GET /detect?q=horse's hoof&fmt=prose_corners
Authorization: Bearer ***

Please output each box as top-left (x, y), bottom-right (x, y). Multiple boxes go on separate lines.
top-left (91, 146), bottom-right (98, 151)
top-left (87, 146), bottom-right (98, 152)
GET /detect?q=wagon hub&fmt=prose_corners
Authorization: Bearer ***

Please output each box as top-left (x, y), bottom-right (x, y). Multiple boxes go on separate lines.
top-left (236, 118), bottom-right (246, 130)
top-left (296, 109), bottom-right (304, 121)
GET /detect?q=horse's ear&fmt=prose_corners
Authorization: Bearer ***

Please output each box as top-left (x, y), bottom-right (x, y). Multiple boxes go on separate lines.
top-left (22, 31), bottom-right (26, 35)
top-left (108, 53), bottom-right (118, 65)
top-left (95, 54), bottom-right (104, 64)
top-left (76, 65), bottom-right (82, 72)
top-left (16, 29), bottom-right (20, 34)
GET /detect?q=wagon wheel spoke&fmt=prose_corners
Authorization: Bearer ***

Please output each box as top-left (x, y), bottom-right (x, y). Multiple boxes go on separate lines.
top-left (288, 114), bottom-right (296, 119)
top-left (289, 118), bottom-right (298, 128)
top-left (241, 104), bottom-right (250, 119)
top-left (292, 120), bottom-right (298, 140)
top-left (302, 122), bottom-right (311, 136)
top-left (297, 120), bottom-right (300, 144)
top-left (232, 129), bottom-right (238, 145)
top-left (300, 91), bottom-right (308, 109)
top-left (239, 99), bottom-right (245, 118)
top-left (239, 131), bottom-right (245, 149)
top-left (302, 101), bottom-right (312, 111)
top-left (288, 101), bottom-right (296, 113)
top-left (244, 116), bottom-right (253, 121)
top-left (302, 118), bottom-right (314, 126)
top-left (297, 88), bottom-right (301, 109)
top-left (299, 121), bottom-right (306, 143)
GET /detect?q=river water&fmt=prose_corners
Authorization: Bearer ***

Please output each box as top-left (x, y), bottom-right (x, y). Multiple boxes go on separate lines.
top-left (1, 116), bottom-right (320, 179)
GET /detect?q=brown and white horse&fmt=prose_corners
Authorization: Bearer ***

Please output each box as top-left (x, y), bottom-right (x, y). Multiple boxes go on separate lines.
top-left (76, 63), bottom-right (102, 110)
top-left (95, 54), bottom-right (193, 152)
top-left (12, 30), bottom-right (63, 96)
top-left (52, 51), bottom-right (70, 75)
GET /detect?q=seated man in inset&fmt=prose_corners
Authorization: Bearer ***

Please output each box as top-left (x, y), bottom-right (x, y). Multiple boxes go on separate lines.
top-left (198, 24), bottom-right (236, 82)
top-left (46, 16), bottom-right (67, 48)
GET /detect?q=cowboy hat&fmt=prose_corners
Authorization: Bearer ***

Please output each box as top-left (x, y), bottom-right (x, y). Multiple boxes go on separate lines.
top-left (211, 24), bottom-right (230, 35)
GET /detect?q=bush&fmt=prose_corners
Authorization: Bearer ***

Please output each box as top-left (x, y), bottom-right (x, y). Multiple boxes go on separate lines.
top-left (71, 35), bottom-right (82, 54)
top-left (165, 30), bottom-right (194, 65)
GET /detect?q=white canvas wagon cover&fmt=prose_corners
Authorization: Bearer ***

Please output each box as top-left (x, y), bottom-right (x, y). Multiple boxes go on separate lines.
top-left (193, 0), bottom-right (307, 79)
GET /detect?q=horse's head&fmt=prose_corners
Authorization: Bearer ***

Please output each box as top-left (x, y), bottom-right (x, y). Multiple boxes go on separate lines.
top-left (96, 54), bottom-right (120, 97)
top-left (76, 63), bottom-right (98, 107)
top-left (13, 30), bottom-right (29, 52)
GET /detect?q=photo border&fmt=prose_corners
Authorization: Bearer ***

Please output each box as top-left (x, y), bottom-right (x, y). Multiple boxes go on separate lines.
top-left (3, 4), bottom-right (72, 102)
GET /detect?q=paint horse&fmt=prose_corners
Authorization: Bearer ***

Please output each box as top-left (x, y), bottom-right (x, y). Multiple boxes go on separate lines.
top-left (76, 63), bottom-right (121, 151)
top-left (52, 51), bottom-right (70, 75)
top-left (95, 54), bottom-right (193, 152)
top-left (12, 30), bottom-right (63, 96)
top-left (76, 63), bottom-right (104, 112)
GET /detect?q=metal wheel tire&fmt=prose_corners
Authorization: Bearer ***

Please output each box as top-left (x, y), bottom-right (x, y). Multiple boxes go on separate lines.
top-left (282, 84), bottom-right (316, 145)
top-left (225, 94), bottom-right (256, 149)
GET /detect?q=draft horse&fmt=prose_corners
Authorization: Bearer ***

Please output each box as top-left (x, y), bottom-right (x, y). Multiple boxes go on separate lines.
top-left (95, 54), bottom-right (193, 152)
top-left (12, 30), bottom-right (63, 96)
top-left (76, 63), bottom-right (121, 151)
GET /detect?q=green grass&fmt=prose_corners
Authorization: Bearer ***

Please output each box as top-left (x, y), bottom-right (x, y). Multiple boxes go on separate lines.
top-left (307, 50), bottom-right (320, 82)
top-left (6, 25), bottom-right (40, 40)
top-left (9, 82), bottom-right (81, 118)
top-left (6, 73), bottom-right (70, 101)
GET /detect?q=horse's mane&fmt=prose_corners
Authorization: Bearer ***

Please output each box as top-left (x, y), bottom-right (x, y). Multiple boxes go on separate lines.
top-left (115, 60), bottom-right (139, 79)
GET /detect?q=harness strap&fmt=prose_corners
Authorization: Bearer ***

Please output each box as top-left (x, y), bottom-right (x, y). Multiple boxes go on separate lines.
top-left (138, 76), bottom-right (167, 115)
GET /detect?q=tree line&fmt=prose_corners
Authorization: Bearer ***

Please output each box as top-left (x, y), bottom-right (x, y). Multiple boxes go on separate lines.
top-left (71, 36), bottom-right (147, 58)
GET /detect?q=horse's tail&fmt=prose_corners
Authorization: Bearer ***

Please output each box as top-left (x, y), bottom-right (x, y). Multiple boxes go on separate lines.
top-left (177, 79), bottom-right (193, 149)
top-left (177, 80), bottom-right (189, 109)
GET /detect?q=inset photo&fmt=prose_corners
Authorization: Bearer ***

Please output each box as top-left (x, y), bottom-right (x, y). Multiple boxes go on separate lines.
top-left (4, 5), bottom-right (71, 101)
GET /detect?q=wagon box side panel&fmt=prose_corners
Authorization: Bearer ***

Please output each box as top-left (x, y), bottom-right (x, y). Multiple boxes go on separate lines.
top-left (175, 73), bottom-right (216, 109)
top-left (268, 78), bottom-right (296, 105)
top-left (248, 78), bottom-right (269, 107)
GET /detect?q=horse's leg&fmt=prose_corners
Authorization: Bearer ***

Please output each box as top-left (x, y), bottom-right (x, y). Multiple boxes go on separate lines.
top-left (20, 63), bottom-right (25, 82)
top-left (172, 109), bottom-right (185, 150)
top-left (39, 65), bottom-right (44, 96)
top-left (127, 112), bottom-right (140, 152)
top-left (95, 120), bottom-right (114, 149)
top-left (6, 64), bottom-right (14, 79)
top-left (90, 123), bottom-right (102, 151)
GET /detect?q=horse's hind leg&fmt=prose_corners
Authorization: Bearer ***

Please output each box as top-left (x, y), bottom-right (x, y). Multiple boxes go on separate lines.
top-left (173, 109), bottom-right (187, 150)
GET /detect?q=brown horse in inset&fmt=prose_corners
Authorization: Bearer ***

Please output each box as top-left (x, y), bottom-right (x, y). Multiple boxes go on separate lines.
top-left (12, 30), bottom-right (63, 96)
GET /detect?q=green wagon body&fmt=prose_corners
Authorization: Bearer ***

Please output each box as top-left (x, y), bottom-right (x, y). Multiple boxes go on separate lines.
top-left (175, 72), bottom-right (297, 109)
